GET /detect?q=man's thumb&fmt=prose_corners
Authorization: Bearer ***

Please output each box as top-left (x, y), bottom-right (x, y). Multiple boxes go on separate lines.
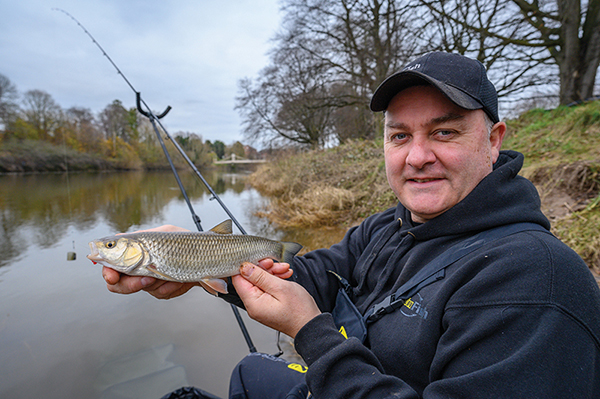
top-left (240, 262), bottom-right (275, 291)
top-left (240, 262), bottom-right (256, 278)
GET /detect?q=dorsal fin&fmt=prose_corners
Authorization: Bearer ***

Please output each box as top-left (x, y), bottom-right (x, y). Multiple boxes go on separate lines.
top-left (210, 219), bottom-right (233, 234)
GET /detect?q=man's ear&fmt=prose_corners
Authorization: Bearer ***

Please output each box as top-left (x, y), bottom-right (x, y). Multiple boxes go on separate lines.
top-left (490, 122), bottom-right (506, 163)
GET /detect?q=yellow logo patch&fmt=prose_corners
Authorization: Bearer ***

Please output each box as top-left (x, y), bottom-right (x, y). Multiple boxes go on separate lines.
top-left (339, 326), bottom-right (348, 339)
top-left (287, 363), bottom-right (308, 373)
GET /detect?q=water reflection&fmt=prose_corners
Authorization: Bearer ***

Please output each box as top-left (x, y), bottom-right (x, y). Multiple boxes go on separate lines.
top-left (0, 170), bottom-right (252, 268)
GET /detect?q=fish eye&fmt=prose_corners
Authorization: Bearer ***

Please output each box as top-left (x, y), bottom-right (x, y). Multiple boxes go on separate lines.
top-left (106, 241), bottom-right (116, 248)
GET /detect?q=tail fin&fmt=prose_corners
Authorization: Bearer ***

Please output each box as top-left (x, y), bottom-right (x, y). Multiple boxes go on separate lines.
top-left (281, 241), bottom-right (303, 264)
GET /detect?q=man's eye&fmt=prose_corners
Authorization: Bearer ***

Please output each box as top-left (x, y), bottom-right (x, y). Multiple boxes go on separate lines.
top-left (436, 130), bottom-right (455, 138)
top-left (391, 133), bottom-right (408, 141)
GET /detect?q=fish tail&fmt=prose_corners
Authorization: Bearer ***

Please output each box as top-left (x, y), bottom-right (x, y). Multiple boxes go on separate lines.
top-left (281, 241), bottom-right (303, 264)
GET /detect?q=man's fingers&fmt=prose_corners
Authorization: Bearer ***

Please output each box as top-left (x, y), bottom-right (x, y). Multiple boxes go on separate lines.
top-left (255, 259), bottom-right (293, 279)
top-left (102, 266), bottom-right (121, 285)
top-left (102, 263), bottom-right (197, 299)
top-left (257, 258), bottom-right (275, 270)
top-left (233, 262), bottom-right (320, 338)
top-left (107, 276), bottom-right (156, 294)
top-left (103, 266), bottom-right (157, 294)
top-left (233, 263), bottom-right (279, 305)
top-left (274, 269), bottom-right (293, 279)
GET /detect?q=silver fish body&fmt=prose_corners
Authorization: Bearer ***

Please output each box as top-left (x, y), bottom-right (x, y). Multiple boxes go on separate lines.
top-left (87, 220), bottom-right (302, 293)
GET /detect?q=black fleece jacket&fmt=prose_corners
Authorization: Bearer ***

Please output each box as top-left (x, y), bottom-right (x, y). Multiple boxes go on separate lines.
top-left (288, 150), bottom-right (600, 398)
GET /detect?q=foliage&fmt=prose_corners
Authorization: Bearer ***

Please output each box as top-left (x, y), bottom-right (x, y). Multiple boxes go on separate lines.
top-left (554, 202), bottom-right (600, 274)
top-left (226, 141), bottom-right (246, 159)
top-left (211, 140), bottom-right (226, 159)
top-left (0, 74), bottom-right (18, 127)
top-left (174, 133), bottom-right (216, 168)
top-left (504, 101), bottom-right (600, 167)
top-left (502, 100), bottom-right (600, 271)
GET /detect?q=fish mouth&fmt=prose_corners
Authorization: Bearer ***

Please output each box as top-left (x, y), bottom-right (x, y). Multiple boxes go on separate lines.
top-left (87, 241), bottom-right (103, 263)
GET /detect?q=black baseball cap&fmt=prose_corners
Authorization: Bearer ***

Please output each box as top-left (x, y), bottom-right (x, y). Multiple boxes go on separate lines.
top-left (370, 52), bottom-right (499, 123)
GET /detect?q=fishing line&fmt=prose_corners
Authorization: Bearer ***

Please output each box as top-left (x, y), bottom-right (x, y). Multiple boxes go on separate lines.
top-left (54, 8), bottom-right (258, 353)
top-left (61, 122), bottom-right (76, 261)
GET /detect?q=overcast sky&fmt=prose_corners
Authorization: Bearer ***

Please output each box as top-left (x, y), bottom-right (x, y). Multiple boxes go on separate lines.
top-left (0, 0), bottom-right (281, 146)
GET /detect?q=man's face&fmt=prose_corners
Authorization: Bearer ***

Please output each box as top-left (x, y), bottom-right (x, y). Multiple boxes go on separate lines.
top-left (383, 85), bottom-right (505, 223)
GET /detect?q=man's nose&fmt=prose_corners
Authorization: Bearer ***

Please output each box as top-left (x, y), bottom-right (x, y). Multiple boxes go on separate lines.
top-left (405, 139), bottom-right (436, 169)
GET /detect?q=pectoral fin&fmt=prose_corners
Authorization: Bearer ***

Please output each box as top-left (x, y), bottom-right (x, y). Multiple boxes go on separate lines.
top-left (199, 281), bottom-right (218, 296)
top-left (201, 278), bottom-right (228, 295)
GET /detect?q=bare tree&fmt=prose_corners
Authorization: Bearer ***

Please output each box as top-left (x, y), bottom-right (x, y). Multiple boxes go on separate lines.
top-left (236, 58), bottom-right (336, 148)
top-left (21, 90), bottom-right (63, 141)
top-left (283, 0), bottom-right (416, 96)
top-left (239, 0), bottom-right (600, 148)
top-left (236, 0), bottom-right (419, 147)
top-left (65, 107), bottom-right (102, 151)
top-left (0, 74), bottom-right (19, 130)
top-left (418, 0), bottom-right (600, 105)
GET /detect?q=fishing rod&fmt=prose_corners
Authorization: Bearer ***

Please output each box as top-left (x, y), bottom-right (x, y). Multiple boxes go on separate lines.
top-left (54, 8), bottom-right (257, 353)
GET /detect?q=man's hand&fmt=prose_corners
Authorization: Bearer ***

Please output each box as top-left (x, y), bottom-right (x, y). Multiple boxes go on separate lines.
top-left (232, 263), bottom-right (321, 338)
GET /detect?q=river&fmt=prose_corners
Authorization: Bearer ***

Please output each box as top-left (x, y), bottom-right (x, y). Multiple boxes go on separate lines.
top-left (0, 170), bottom-right (346, 399)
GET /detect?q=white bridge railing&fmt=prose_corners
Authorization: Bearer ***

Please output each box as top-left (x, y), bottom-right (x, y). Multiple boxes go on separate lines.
top-left (214, 153), bottom-right (267, 164)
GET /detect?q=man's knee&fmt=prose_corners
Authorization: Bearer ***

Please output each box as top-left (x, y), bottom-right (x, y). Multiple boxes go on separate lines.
top-left (229, 353), bottom-right (307, 399)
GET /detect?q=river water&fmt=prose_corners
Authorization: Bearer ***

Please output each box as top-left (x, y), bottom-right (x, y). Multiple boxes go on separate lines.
top-left (0, 170), bottom-right (346, 399)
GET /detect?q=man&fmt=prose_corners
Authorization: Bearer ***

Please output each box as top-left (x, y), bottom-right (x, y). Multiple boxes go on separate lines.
top-left (104, 52), bottom-right (600, 398)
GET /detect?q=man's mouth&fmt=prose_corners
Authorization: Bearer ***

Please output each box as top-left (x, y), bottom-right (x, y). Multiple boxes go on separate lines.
top-left (410, 178), bottom-right (439, 183)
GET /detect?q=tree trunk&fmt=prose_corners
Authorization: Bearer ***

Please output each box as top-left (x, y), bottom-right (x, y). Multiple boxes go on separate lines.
top-left (578, 0), bottom-right (600, 101)
top-left (557, 0), bottom-right (600, 104)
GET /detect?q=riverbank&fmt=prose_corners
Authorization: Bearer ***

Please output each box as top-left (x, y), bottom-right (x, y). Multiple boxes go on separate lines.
top-left (0, 139), bottom-right (265, 173)
top-left (0, 139), bottom-right (116, 173)
top-left (249, 102), bottom-right (600, 277)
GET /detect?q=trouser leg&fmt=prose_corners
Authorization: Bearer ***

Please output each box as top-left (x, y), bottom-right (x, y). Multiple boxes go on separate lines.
top-left (229, 352), bottom-right (308, 399)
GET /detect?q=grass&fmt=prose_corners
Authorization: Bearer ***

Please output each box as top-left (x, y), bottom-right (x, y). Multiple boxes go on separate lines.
top-left (504, 102), bottom-right (600, 273)
top-left (249, 140), bottom-right (396, 228)
top-left (504, 102), bottom-right (600, 167)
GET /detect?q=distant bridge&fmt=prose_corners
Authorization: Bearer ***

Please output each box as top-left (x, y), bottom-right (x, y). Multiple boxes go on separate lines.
top-left (214, 153), bottom-right (267, 165)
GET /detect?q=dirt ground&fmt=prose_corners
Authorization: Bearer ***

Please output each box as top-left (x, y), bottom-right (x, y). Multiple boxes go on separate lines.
top-left (536, 182), bottom-right (600, 286)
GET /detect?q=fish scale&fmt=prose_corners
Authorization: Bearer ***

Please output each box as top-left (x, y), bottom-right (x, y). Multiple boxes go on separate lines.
top-left (135, 232), bottom-right (282, 281)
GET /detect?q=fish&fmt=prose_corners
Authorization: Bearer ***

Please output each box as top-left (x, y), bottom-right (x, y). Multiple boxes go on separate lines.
top-left (87, 220), bottom-right (302, 295)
